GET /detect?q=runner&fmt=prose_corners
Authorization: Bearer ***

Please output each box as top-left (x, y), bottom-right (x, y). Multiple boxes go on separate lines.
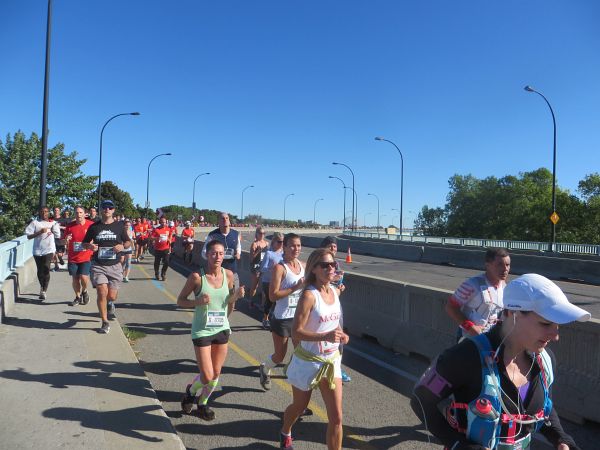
top-left (201, 212), bottom-right (241, 315)
top-left (82, 199), bottom-right (131, 334)
top-left (121, 218), bottom-right (135, 282)
top-left (151, 216), bottom-right (172, 281)
top-left (52, 206), bottom-right (67, 271)
top-left (64, 206), bottom-right (94, 306)
top-left (88, 207), bottom-right (99, 222)
top-left (177, 240), bottom-right (245, 420)
top-left (133, 218), bottom-right (145, 262)
top-left (248, 225), bottom-right (269, 305)
top-left (169, 220), bottom-right (177, 253)
top-left (25, 206), bottom-right (61, 300)
top-left (259, 233), bottom-right (304, 391)
top-left (139, 217), bottom-right (151, 260)
top-left (281, 248), bottom-right (349, 450)
top-left (181, 221), bottom-right (195, 265)
top-left (258, 231), bottom-right (284, 330)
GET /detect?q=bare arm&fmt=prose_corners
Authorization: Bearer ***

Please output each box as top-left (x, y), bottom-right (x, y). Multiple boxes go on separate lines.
top-left (177, 273), bottom-right (208, 308)
top-left (445, 297), bottom-right (483, 336)
top-left (292, 290), bottom-right (347, 343)
top-left (225, 269), bottom-right (245, 304)
top-left (269, 264), bottom-right (304, 302)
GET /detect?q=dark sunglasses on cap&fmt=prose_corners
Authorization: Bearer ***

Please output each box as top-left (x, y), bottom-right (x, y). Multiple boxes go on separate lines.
top-left (317, 261), bottom-right (336, 269)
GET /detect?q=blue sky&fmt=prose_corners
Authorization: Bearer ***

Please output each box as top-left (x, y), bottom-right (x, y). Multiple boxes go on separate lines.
top-left (2, 1), bottom-right (599, 227)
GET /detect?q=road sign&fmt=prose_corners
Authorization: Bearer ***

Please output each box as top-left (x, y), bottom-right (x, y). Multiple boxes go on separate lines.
top-left (550, 212), bottom-right (560, 224)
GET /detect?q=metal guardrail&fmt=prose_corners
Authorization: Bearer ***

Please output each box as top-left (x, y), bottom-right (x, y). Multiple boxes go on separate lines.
top-left (0, 235), bottom-right (34, 285)
top-left (344, 230), bottom-right (600, 256)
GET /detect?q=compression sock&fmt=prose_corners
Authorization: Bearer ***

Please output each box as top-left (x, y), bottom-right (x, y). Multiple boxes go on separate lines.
top-left (189, 374), bottom-right (204, 397)
top-left (199, 378), bottom-right (219, 405)
top-left (262, 354), bottom-right (277, 374)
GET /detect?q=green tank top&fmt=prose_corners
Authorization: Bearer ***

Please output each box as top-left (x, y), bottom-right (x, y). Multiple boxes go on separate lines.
top-left (191, 267), bottom-right (230, 338)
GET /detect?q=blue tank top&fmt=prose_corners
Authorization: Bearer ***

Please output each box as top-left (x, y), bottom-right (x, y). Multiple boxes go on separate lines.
top-left (207, 228), bottom-right (240, 273)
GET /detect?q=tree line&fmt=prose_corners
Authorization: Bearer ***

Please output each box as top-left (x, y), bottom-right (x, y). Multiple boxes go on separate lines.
top-left (414, 168), bottom-right (600, 244)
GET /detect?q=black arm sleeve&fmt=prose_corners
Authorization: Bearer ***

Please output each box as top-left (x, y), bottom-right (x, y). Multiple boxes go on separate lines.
top-left (82, 225), bottom-right (96, 243)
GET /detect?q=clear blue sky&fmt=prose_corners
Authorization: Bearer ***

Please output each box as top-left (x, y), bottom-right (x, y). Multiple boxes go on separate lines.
top-left (2, 0), bottom-right (599, 227)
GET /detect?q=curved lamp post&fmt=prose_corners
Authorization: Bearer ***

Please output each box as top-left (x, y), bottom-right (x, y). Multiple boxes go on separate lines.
top-left (241, 185), bottom-right (255, 222)
top-left (332, 162), bottom-right (356, 231)
top-left (524, 85), bottom-right (558, 252)
top-left (146, 152), bottom-right (172, 215)
top-left (375, 137), bottom-right (404, 235)
top-left (313, 198), bottom-right (324, 227)
top-left (328, 176), bottom-right (347, 230)
top-left (192, 172), bottom-right (211, 218)
top-left (283, 193), bottom-right (295, 225)
top-left (98, 112), bottom-right (140, 208)
top-left (367, 193), bottom-right (380, 230)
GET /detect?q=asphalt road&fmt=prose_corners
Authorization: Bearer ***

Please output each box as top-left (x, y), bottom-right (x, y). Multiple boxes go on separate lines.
top-left (115, 255), bottom-right (599, 449)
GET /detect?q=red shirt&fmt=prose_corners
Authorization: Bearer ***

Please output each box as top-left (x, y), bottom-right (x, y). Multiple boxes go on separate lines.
top-left (65, 219), bottom-right (94, 263)
top-left (152, 226), bottom-right (171, 251)
top-left (181, 228), bottom-right (194, 241)
top-left (133, 224), bottom-right (145, 240)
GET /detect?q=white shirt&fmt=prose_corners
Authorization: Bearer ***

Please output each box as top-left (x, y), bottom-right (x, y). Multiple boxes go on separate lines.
top-left (25, 219), bottom-right (61, 256)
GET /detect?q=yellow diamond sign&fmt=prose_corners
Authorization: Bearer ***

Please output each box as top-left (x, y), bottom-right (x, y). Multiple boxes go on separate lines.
top-left (550, 212), bottom-right (559, 224)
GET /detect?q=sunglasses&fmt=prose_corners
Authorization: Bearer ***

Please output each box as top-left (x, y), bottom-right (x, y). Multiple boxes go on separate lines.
top-left (317, 261), bottom-right (336, 269)
top-left (102, 206), bottom-right (115, 210)
top-left (275, 240), bottom-right (283, 243)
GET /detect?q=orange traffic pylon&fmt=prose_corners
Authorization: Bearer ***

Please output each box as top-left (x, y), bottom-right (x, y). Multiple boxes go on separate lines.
top-left (345, 247), bottom-right (352, 263)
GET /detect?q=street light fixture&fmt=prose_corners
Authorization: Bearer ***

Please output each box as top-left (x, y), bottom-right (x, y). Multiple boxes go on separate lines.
top-left (375, 137), bottom-right (404, 236)
top-left (146, 152), bottom-right (172, 215)
top-left (98, 111), bottom-right (140, 208)
top-left (328, 176), bottom-right (347, 230)
top-left (332, 162), bottom-right (356, 231)
top-left (283, 193), bottom-right (295, 225)
top-left (524, 85), bottom-right (558, 252)
top-left (241, 185), bottom-right (255, 222)
top-left (192, 172), bottom-right (211, 219)
top-left (367, 193), bottom-right (380, 230)
top-left (313, 198), bottom-right (324, 227)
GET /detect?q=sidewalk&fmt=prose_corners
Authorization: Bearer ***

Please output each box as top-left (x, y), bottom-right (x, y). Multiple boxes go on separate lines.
top-left (0, 266), bottom-right (185, 450)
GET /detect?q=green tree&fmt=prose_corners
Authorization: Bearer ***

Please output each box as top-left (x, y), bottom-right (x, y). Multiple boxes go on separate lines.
top-left (414, 206), bottom-right (447, 236)
top-left (0, 131), bottom-right (96, 240)
top-left (100, 181), bottom-right (136, 218)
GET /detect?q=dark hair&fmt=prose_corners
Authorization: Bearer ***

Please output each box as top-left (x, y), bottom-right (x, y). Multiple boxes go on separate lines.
top-left (485, 247), bottom-right (509, 263)
top-left (304, 248), bottom-right (335, 288)
top-left (283, 233), bottom-right (301, 247)
top-left (320, 236), bottom-right (337, 248)
top-left (206, 239), bottom-right (225, 253)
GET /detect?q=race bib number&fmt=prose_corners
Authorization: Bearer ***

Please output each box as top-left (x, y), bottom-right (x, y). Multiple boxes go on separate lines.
top-left (497, 433), bottom-right (531, 450)
top-left (207, 311), bottom-right (226, 328)
top-left (98, 247), bottom-right (116, 260)
top-left (159, 234), bottom-right (168, 242)
top-left (135, 232), bottom-right (141, 237)
top-left (186, 238), bottom-right (194, 243)
top-left (224, 248), bottom-right (235, 260)
top-left (73, 242), bottom-right (84, 252)
top-left (288, 291), bottom-right (300, 308)
top-left (319, 339), bottom-right (339, 355)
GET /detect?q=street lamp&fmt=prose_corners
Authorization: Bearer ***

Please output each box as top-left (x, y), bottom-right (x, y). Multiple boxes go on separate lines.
top-left (328, 176), bottom-right (347, 230)
top-left (524, 85), bottom-right (558, 252)
top-left (332, 162), bottom-right (356, 231)
top-left (241, 185), bottom-right (254, 222)
top-left (39, 0), bottom-right (53, 209)
top-left (192, 172), bottom-right (211, 219)
top-left (363, 212), bottom-right (372, 228)
top-left (313, 198), bottom-right (324, 227)
top-left (375, 137), bottom-right (404, 235)
top-left (146, 152), bottom-right (172, 215)
top-left (283, 193), bottom-right (295, 225)
top-left (367, 193), bottom-right (380, 230)
top-left (98, 112), bottom-right (140, 208)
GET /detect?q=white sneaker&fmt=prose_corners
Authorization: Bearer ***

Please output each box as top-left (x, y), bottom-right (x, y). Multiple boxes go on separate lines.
top-left (39, 291), bottom-right (46, 300)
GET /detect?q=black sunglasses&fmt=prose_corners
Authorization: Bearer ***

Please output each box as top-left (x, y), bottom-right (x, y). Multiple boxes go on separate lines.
top-left (275, 240), bottom-right (283, 243)
top-left (317, 261), bottom-right (336, 269)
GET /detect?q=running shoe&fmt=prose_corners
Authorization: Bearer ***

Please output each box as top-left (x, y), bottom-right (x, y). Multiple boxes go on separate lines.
top-left (98, 321), bottom-right (110, 334)
top-left (197, 404), bottom-right (215, 421)
top-left (123, 276), bottom-right (129, 283)
top-left (108, 301), bottom-right (116, 320)
top-left (54, 265), bottom-right (60, 272)
top-left (58, 256), bottom-right (65, 265)
top-left (181, 384), bottom-right (195, 414)
top-left (81, 290), bottom-right (90, 305)
top-left (155, 273), bottom-right (160, 281)
top-left (161, 274), bottom-right (167, 281)
top-left (259, 363), bottom-right (271, 390)
top-left (279, 433), bottom-right (293, 450)
top-left (341, 370), bottom-right (352, 383)
top-left (262, 319), bottom-right (270, 330)
top-left (70, 297), bottom-right (81, 307)
top-left (39, 290), bottom-right (46, 301)
top-left (301, 408), bottom-right (313, 417)
top-left (140, 255), bottom-right (144, 260)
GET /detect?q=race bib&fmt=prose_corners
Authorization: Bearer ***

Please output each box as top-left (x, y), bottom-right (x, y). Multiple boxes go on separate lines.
top-left (288, 290), bottom-right (301, 308)
top-left (159, 234), bottom-right (168, 242)
top-left (186, 238), bottom-right (194, 243)
top-left (207, 311), bottom-right (226, 328)
top-left (73, 242), bottom-right (84, 252)
top-left (224, 248), bottom-right (235, 260)
top-left (135, 232), bottom-right (141, 237)
top-left (319, 339), bottom-right (340, 355)
top-left (98, 247), bottom-right (116, 260)
top-left (497, 433), bottom-right (531, 450)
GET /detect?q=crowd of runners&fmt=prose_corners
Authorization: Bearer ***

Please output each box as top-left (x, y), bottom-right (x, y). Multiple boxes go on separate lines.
top-left (25, 204), bottom-right (591, 450)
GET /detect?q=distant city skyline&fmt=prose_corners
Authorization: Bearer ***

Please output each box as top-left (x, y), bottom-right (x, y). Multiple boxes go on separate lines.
top-left (1, 1), bottom-right (599, 227)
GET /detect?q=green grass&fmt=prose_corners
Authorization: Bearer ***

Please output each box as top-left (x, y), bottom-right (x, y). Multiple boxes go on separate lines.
top-left (122, 326), bottom-right (146, 341)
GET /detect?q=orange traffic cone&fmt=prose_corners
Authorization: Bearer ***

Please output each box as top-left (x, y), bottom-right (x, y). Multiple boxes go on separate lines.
top-left (345, 247), bottom-right (352, 263)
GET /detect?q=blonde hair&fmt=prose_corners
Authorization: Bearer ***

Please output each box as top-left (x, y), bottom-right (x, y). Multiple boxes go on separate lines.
top-left (303, 248), bottom-right (335, 288)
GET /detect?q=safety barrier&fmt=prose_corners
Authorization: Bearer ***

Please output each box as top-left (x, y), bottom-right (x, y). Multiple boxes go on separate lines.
top-left (0, 235), bottom-right (35, 322)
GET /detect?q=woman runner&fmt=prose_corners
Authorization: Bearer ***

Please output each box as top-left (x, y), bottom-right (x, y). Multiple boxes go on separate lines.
top-left (177, 240), bottom-right (245, 420)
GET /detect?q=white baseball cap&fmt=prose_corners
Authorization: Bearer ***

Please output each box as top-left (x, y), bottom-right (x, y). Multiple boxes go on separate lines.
top-left (504, 274), bottom-right (591, 324)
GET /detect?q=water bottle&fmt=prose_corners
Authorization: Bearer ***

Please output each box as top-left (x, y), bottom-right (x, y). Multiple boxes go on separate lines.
top-left (466, 398), bottom-right (499, 448)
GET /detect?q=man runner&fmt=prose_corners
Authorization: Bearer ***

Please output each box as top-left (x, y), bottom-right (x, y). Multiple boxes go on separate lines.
top-left (151, 216), bottom-right (172, 281)
top-left (82, 199), bottom-right (131, 334)
top-left (181, 221), bottom-right (195, 264)
top-left (65, 206), bottom-right (94, 306)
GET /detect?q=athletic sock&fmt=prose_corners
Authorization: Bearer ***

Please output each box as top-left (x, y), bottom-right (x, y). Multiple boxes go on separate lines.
top-left (189, 374), bottom-right (204, 397)
top-left (199, 378), bottom-right (219, 405)
top-left (262, 354), bottom-right (277, 373)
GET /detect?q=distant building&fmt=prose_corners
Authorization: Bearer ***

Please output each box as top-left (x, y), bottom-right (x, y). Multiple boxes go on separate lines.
top-left (329, 221), bottom-right (340, 227)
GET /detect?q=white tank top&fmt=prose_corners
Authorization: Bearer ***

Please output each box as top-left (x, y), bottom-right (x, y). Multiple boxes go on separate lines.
top-left (300, 286), bottom-right (341, 357)
top-left (273, 260), bottom-right (305, 320)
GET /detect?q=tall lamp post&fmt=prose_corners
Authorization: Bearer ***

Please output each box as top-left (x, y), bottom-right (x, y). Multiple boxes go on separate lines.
top-left (98, 112), bottom-right (140, 208)
top-left (39, 0), bottom-right (53, 209)
top-left (313, 198), bottom-right (324, 227)
top-left (375, 137), bottom-right (404, 236)
top-left (192, 172), bottom-right (211, 219)
top-left (283, 193), bottom-right (295, 225)
top-left (332, 162), bottom-right (356, 231)
top-left (146, 152), bottom-right (172, 216)
top-left (241, 185), bottom-right (254, 222)
top-left (328, 176), bottom-right (347, 230)
top-left (524, 85), bottom-right (558, 252)
top-left (367, 193), bottom-right (380, 230)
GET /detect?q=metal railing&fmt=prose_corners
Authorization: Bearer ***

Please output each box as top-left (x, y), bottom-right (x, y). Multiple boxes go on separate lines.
top-left (0, 235), bottom-right (34, 285)
top-left (344, 230), bottom-right (600, 256)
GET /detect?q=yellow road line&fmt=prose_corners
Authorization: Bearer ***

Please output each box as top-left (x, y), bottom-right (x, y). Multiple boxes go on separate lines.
top-left (134, 263), bottom-right (376, 450)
